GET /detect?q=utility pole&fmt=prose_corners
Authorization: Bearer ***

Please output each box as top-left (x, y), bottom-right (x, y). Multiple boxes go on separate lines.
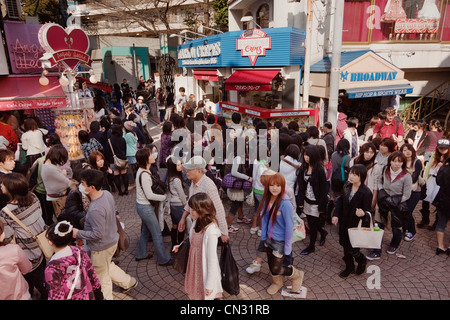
top-left (328, 0), bottom-right (344, 134)
top-left (302, 0), bottom-right (313, 109)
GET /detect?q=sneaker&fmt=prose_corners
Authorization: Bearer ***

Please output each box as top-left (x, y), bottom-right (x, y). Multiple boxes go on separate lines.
top-left (250, 227), bottom-right (258, 235)
top-left (122, 278), bottom-right (138, 293)
top-left (237, 216), bottom-right (251, 224)
top-left (387, 246), bottom-right (397, 255)
top-left (228, 225), bottom-right (239, 233)
top-left (257, 229), bottom-right (261, 237)
top-left (366, 252), bottom-right (381, 260)
top-left (246, 260), bottom-right (261, 274)
top-left (404, 232), bottom-right (416, 241)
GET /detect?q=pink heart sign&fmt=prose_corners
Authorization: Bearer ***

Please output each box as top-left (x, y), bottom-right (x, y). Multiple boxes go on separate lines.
top-left (38, 23), bottom-right (91, 71)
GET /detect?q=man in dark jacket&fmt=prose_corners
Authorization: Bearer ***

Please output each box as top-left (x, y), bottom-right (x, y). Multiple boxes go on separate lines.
top-left (321, 121), bottom-right (335, 159)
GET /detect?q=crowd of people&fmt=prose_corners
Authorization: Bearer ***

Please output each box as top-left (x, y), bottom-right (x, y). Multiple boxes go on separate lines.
top-left (0, 96), bottom-right (449, 301)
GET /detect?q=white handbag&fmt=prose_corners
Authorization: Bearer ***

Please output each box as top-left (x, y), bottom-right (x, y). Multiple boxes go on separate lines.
top-left (348, 213), bottom-right (384, 249)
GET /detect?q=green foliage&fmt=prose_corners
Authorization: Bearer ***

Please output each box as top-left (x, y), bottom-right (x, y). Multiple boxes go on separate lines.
top-left (211, 0), bottom-right (228, 30)
top-left (23, 0), bottom-right (64, 25)
top-left (182, 8), bottom-right (198, 30)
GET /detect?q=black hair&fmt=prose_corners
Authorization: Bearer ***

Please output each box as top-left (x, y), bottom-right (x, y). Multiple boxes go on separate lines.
top-left (207, 114), bottom-right (215, 125)
top-left (166, 156), bottom-right (184, 189)
top-left (288, 121), bottom-right (299, 132)
top-left (111, 124), bottom-right (123, 137)
top-left (231, 112), bottom-right (241, 124)
top-left (284, 144), bottom-right (300, 160)
top-left (303, 145), bottom-right (323, 174)
top-left (162, 121), bottom-right (172, 135)
top-left (306, 126), bottom-right (320, 139)
top-left (323, 122), bottom-right (332, 130)
top-left (380, 137), bottom-right (396, 153)
top-left (2, 173), bottom-right (34, 207)
top-left (347, 117), bottom-right (359, 128)
top-left (136, 147), bottom-right (152, 169)
top-left (45, 144), bottom-right (68, 165)
top-left (336, 139), bottom-right (350, 155)
top-left (89, 121), bottom-right (100, 133)
top-left (78, 130), bottom-right (90, 144)
top-left (46, 133), bottom-right (62, 147)
top-left (80, 169), bottom-right (104, 190)
top-left (217, 116), bottom-right (226, 127)
top-left (349, 164), bottom-right (368, 184)
top-left (274, 121), bottom-right (283, 129)
top-left (46, 221), bottom-right (73, 248)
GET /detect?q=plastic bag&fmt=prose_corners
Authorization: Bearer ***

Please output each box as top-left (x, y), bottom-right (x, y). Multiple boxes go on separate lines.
top-left (219, 243), bottom-right (240, 296)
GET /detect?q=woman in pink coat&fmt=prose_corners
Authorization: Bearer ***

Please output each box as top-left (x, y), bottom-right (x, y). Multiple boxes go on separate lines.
top-left (0, 220), bottom-right (32, 300)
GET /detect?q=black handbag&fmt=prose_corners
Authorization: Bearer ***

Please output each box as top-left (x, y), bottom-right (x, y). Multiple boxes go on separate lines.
top-left (219, 242), bottom-right (240, 296)
top-left (173, 238), bottom-right (190, 274)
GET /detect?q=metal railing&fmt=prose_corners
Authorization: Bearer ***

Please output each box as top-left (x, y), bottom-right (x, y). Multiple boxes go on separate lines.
top-left (399, 80), bottom-right (450, 124)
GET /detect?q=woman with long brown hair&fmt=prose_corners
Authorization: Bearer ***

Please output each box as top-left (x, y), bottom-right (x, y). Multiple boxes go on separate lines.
top-left (177, 192), bottom-right (222, 300)
top-left (258, 173), bottom-right (304, 295)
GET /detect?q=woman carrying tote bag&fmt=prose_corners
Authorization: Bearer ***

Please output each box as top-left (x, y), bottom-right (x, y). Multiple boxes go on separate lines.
top-left (332, 164), bottom-right (373, 278)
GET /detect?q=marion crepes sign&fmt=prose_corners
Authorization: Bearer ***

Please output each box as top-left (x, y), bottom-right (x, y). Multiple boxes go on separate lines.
top-left (38, 23), bottom-right (92, 71)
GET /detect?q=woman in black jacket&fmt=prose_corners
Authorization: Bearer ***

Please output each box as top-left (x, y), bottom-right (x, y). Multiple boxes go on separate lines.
top-left (107, 124), bottom-right (129, 195)
top-left (332, 164), bottom-right (373, 278)
top-left (296, 145), bottom-right (328, 255)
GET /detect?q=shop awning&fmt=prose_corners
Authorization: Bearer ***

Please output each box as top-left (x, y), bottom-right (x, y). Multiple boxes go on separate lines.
top-left (0, 76), bottom-right (67, 111)
top-left (193, 70), bottom-right (219, 81)
top-left (225, 69), bottom-right (280, 91)
top-left (76, 77), bottom-right (112, 92)
top-left (344, 84), bottom-right (414, 99)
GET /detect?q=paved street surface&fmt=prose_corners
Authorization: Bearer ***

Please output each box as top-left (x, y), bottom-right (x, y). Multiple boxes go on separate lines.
top-left (110, 121), bottom-right (449, 301)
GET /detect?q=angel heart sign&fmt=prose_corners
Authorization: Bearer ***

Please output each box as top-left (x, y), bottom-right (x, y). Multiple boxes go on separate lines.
top-left (38, 23), bottom-right (91, 71)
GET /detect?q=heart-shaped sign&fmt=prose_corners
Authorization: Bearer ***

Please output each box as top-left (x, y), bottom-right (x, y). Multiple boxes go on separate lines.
top-left (38, 23), bottom-right (90, 71)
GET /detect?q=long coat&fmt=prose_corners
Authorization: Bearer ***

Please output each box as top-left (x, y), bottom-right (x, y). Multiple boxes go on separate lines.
top-left (333, 181), bottom-right (373, 248)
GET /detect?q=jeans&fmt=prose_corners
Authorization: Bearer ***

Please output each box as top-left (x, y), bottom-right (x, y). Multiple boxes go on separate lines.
top-left (135, 202), bottom-right (171, 264)
top-left (254, 192), bottom-right (263, 215)
top-left (159, 109), bottom-right (166, 123)
top-left (435, 210), bottom-right (449, 233)
top-left (404, 191), bottom-right (421, 235)
top-left (170, 205), bottom-right (184, 225)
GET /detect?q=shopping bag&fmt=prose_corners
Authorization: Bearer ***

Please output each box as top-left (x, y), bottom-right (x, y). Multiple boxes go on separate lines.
top-left (292, 215), bottom-right (306, 243)
top-left (348, 213), bottom-right (384, 249)
top-left (35, 230), bottom-right (55, 259)
top-left (173, 238), bottom-right (190, 274)
top-left (113, 216), bottom-right (129, 258)
top-left (219, 242), bottom-right (240, 296)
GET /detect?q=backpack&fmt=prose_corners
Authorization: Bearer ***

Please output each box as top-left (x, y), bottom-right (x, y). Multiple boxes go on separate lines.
top-left (331, 154), bottom-right (349, 192)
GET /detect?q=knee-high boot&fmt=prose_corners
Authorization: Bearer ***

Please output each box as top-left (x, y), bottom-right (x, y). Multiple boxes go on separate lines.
top-left (289, 266), bottom-right (305, 293)
top-left (355, 253), bottom-right (367, 275)
top-left (339, 254), bottom-right (355, 278)
top-left (170, 228), bottom-right (178, 250)
top-left (114, 175), bottom-right (122, 195)
top-left (267, 274), bottom-right (284, 295)
top-left (121, 173), bottom-right (129, 194)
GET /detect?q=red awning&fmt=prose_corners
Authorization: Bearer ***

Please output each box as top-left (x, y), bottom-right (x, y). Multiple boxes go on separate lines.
top-left (193, 70), bottom-right (219, 81)
top-left (0, 76), bottom-right (67, 111)
top-left (225, 69), bottom-right (280, 91)
top-left (76, 77), bottom-right (112, 92)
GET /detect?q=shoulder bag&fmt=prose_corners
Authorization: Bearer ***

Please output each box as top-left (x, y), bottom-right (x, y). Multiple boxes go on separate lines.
top-left (108, 139), bottom-right (128, 170)
top-left (3, 206), bottom-right (54, 259)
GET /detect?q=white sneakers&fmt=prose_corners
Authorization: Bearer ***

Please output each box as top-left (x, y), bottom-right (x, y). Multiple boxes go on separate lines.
top-left (246, 260), bottom-right (261, 274)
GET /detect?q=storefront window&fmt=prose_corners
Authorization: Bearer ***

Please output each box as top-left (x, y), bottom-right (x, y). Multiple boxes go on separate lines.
top-left (343, 0), bottom-right (371, 42)
top-left (343, 0), bottom-right (449, 42)
top-left (257, 4), bottom-right (270, 29)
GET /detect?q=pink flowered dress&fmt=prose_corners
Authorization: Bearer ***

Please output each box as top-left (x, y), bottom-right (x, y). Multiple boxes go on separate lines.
top-left (45, 245), bottom-right (102, 300)
top-left (184, 227), bottom-right (206, 300)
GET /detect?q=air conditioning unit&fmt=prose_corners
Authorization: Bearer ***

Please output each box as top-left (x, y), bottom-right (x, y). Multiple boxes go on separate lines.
top-left (5, 0), bottom-right (22, 20)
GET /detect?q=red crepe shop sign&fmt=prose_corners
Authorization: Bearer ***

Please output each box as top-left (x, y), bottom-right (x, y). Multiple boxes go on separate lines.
top-left (394, 19), bottom-right (439, 34)
top-left (0, 98), bottom-right (67, 111)
top-left (38, 23), bottom-right (91, 71)
top-left (236, 29), bottom-right (272, 66)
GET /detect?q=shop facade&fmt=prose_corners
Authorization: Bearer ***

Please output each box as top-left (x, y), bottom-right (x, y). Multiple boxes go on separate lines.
top-left (309, 50), bottom-right (414, 131)
top-left (0, 21), bottom-right (96, 161)
top-left (177, 26), bottom-right (320, 130)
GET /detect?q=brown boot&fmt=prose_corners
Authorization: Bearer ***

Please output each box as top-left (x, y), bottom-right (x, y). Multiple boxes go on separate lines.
top-left (289, 267), bottom-right (304, 293)
top-left (267, 275), bottom-right (283, 295)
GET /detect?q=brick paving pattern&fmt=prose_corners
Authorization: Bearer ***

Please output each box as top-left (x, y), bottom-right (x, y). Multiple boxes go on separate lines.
top-left (110, 122), bottom-right (449, 300)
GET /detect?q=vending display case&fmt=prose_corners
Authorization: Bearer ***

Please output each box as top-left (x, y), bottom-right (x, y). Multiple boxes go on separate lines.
top-left (53, 107), bottom-right (95, 160)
